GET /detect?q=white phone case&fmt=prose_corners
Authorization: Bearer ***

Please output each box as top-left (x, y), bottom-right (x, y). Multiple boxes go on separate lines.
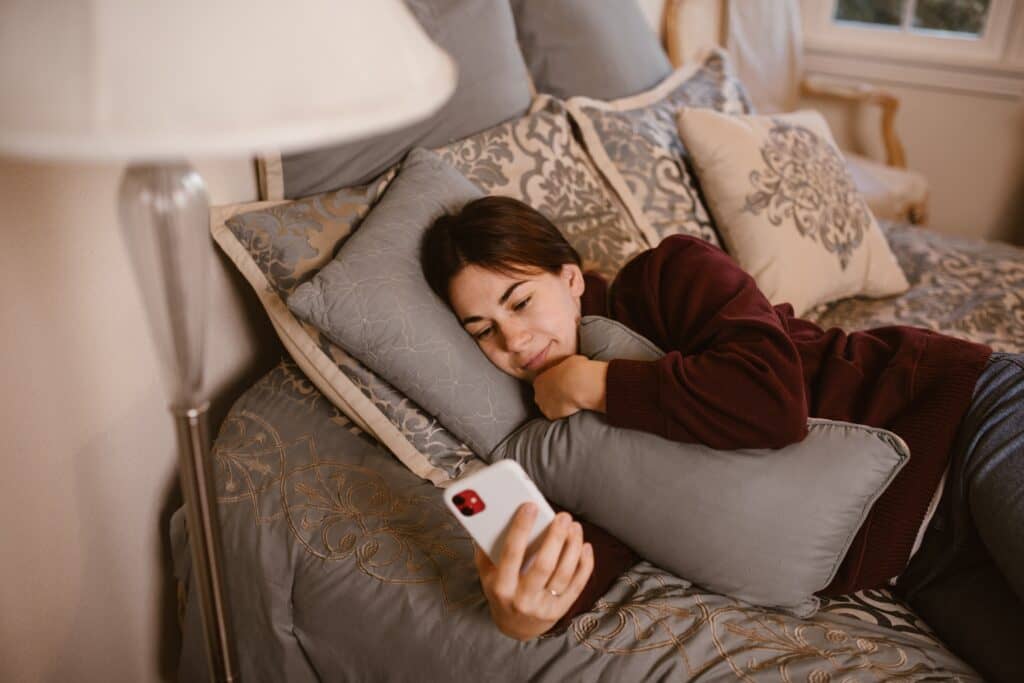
top-left (443, 460), bottom-right (556, 565)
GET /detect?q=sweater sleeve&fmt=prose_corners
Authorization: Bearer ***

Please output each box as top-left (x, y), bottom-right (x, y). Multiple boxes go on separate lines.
top-left (605, 235), bottom-right (808, 450)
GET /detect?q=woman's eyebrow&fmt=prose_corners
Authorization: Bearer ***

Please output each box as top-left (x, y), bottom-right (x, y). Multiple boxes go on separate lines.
top-left (460, 280), bottom-right (527, 326)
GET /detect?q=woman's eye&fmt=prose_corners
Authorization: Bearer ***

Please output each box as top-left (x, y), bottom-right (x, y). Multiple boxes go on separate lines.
top-left (513, 297), bottom-right (531, 311)
top-left (474, 327), bottom-right (492, 341)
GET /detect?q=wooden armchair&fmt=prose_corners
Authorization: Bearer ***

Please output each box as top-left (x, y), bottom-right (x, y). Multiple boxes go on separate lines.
top-left (658, 0), bottom-right (929, 225)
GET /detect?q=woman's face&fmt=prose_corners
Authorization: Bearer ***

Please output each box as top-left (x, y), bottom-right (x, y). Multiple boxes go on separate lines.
top-left (448, 263), bottom-right (584, 381)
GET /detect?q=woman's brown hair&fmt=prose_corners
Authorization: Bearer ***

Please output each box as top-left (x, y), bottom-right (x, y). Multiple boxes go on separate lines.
top-left (421, 196), bottom-right (581, 307)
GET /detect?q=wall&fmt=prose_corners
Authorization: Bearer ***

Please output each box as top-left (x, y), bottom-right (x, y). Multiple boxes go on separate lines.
top-left (0, 157), bottom-right (277, 682)
top-left (801, 76), bottom-right (1024, 246)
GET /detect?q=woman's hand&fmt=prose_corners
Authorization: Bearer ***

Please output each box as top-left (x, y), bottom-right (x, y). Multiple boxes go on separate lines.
top-left (532, 355), bottom-right (608, 420)
top-left (475, 503), bottom-right (594, 641)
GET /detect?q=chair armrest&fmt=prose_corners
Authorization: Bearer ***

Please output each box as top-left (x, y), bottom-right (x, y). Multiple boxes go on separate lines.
top-left (801, 75), bottom-right (907, 169)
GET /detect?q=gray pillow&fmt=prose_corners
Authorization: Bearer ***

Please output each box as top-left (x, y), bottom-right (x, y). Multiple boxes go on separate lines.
top-left (288, 148), bottom-right (534, 457)
top-left (281, 0), bottom-right (533, 198)
top-left (512, 0), bottom-right (672, 100)
top-left (493, 316), bottom-right (910, 616)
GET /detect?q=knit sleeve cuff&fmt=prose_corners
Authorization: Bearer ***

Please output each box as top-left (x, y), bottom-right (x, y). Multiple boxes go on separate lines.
top-left (605, 358), bottom-right (664, 435)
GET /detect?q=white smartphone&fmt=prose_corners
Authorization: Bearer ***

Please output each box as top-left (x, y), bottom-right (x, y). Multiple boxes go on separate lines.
top-left (443, 460), bottom-right (556, 566)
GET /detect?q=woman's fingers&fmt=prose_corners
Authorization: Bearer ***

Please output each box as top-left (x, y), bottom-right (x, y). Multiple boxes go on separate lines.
top-left (519, 511), bottom-right (573, 597)
top-left (560, 541), bottom-right (595, 604)
top-left (546, 521), bottom-right (584, 595)
top-left (491, 503), bottom-right (537, 602)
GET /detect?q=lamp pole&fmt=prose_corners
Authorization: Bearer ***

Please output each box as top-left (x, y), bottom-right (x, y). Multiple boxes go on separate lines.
top-left (119, 162), bottom-right (239, 683)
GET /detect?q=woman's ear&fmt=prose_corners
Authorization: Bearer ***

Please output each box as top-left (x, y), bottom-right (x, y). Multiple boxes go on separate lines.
top-left (562, 264), bottom-right (585, 297)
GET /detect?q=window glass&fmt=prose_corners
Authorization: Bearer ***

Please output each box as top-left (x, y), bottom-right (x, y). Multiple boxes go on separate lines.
top-left (834, 0), bottom-right (905, 26)
top-left (912, 0), bottom-right (990, 34)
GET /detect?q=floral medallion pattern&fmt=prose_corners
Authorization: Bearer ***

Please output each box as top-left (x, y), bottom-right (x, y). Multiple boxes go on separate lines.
top-left (213, 361), bottom-right (480, 610)
top-left (437, 97), bottom-right (649, 280)
top-left (807, 222), bottom-right (1024, 353)
top-left (744, 119), bottom-right (870, 270)
top-left (571, 49), bottom-right (753, 246)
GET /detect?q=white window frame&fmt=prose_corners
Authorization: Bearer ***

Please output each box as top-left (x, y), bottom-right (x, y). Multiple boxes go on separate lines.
top-left (800, 0), bottom-right (1024, 97)
top-left (802, 0), bottom-right (1019, 68)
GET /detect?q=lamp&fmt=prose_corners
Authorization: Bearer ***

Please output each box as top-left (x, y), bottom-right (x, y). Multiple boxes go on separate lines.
top-left (0, 2), bottom-right (456, 681)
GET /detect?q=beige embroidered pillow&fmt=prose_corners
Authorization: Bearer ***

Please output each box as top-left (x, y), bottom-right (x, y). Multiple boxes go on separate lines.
top-left (676, 108), bottom-right (909, 316)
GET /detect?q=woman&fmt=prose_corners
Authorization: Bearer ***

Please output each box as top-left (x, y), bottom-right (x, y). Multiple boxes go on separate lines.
top-left (421, 196), bottom-right (1024, 681)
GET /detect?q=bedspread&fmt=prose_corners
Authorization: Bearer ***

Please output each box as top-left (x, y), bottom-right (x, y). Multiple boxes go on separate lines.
top-left (173, 358), bottom-right (982, 682)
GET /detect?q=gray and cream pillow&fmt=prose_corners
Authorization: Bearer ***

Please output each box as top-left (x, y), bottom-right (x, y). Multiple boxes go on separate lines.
top-left (437, 96), bottom-right (650, 279)
top-left (212, 170), bottom-right (482, 486)
top-left (565, 48), bottom-right (754, 248)
top-left (676, 107), bottom-right (909, 316)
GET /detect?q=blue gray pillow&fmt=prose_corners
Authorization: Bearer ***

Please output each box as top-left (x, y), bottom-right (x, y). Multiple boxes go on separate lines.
top-left (288, 149), bottom-right (534, 457)
top-left (494, 317), bottom-right (910, 616)
top-left (281, 0), bottom-right (533, 198)
top-left (511, 0), bottom-right (672, 100)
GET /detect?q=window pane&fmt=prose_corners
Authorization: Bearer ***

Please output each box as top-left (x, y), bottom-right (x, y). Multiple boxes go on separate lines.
top-left (834, 0), bottom-right (905, 25)
top-left (912, 0), bottom-right (990, 34)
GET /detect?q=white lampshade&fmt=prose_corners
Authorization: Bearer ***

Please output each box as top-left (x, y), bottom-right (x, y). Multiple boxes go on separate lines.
top-left (0, 0), bottom-right (456, 160)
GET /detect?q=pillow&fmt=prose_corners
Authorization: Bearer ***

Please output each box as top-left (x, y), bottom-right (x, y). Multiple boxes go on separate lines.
top-left (288, 148), bottom-right (535, 458)
top-left (494, 316), bottom-right (910, 615)
top-left (565, 48), bottom-right (754, 248)
top-left (676, 108), bottom-right (910, 316)
top-left (436, 96), bottom-right (650, 280)
top-left (511, 0), bottom-right (672, 100)
top-left (262, 0), bottom-right (533, 200)
top-left (211, 170), bottom-right (483, 487)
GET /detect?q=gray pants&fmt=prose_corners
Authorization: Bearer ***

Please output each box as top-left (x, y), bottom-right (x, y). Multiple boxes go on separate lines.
top-left (897, 353), bottom-right (1024, 683)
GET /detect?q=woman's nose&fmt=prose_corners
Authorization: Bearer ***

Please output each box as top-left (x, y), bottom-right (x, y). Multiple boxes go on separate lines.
top-left (501, 320), bottom-right (531, 351)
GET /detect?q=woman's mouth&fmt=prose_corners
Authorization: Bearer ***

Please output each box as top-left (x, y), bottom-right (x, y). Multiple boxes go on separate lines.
top-left (522, 342), bottom-right (552, 372)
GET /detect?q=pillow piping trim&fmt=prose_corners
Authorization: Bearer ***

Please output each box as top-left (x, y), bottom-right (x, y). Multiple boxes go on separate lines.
top-left (804, 416), bottom-right (910, 589)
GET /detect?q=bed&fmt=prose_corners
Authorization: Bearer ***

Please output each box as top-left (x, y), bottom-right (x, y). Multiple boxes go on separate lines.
top-left (172, 1), bottom-right (1024, 680)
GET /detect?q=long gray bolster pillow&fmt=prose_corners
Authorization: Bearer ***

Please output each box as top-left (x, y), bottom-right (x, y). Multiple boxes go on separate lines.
top-left (492, 316), bottom-right (909, 616)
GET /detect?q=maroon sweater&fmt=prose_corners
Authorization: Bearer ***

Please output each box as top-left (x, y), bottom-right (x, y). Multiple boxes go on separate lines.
top-left (587, 235), bottom-right (991, 594)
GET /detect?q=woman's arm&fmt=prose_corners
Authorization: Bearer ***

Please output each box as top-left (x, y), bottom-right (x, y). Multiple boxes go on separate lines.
top-left (605, 235), bottom-right (808, 450)
top-left (475, 503), bottom-right (594, 641)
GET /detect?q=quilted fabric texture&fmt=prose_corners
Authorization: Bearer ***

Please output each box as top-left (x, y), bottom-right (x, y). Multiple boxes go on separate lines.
top-left (677, 107), bottom-right (909, 317)
top-left (288, 149), bottom-right (535, 458)
top-left (565, 48), bottom-right (754, 248)
top-left (495, 316), bottom-right (910, 616)
top-left (437, 95), bottom-right (650, 280)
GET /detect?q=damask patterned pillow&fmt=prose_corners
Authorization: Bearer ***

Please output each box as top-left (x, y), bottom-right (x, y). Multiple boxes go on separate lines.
top-left (564, 48), bottom-right (754, 248)
top-left (212, 171), bottom-right (483, 487)
top-left (436, 95), bottom-right (650, 280)
top-left (676, 107), bottom-right (909, 316)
